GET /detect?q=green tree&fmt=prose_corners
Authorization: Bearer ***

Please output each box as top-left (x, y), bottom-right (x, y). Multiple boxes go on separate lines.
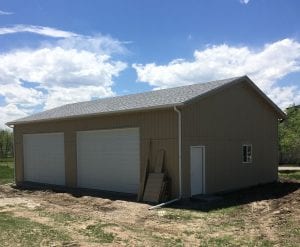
top-left (0, 130), bottom-right (14, 159)
top-left (279, 105), bottom-right (300, 163)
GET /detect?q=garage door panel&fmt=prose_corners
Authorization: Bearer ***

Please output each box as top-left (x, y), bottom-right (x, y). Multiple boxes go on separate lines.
top-left (23, 133), bottom-right (65, 185)
top-left (77, 128), bottom-right (140, 193)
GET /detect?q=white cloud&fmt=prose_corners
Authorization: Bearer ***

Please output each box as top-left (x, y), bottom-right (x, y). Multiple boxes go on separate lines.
top-left (0, 47), bottom-right (126, 88)
top-left (0, 26), bottom-right (128, 128)
top-left (0, 104), bottom-right (28, 128)
top-left (133, 39), bottom-right (300, 109)
top-left (0, 25), bottom-right (77, 38)
top-left (44, 86), bottom-right (115, 110)
top-left (240, 0), bottom-right (250, 4)
top-left (56, 35), bottom-right (128, 55)
top-left (0, 10), bottom-right (13, 15)
top-left (0, 25), bottom-right (129, 53)
top-left (0, 83), bottom-right (44, 108)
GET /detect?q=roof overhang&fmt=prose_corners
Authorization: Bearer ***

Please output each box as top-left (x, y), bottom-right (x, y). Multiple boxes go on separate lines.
top-left (241, 76), bottom-right (286, 119)
top-left (6, 103), bottom-right (184, 127)
top-left (6, 75), bottom-right (286, 127)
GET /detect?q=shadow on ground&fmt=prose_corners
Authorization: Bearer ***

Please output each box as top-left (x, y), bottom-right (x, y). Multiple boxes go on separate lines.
top-left (169, 179), bottom-right (300, 212)
top-left (13, 182), bottom-right (138, 202)
top-left (11, 179), bottom-right (300, 211)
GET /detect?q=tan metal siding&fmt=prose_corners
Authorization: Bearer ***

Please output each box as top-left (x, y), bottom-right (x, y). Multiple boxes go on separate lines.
top-left (14, 108), bottom-right (179, 197)
top-left (14, 80), bottom-right (280, 198)
top-left (182, 81), bottom-right (279, 196)
top-left (64, 130), bottom-right (77, 188)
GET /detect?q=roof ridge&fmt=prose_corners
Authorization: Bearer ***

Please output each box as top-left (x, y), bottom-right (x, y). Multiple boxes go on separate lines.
top-left (66, 76), bottom-right (243, 107)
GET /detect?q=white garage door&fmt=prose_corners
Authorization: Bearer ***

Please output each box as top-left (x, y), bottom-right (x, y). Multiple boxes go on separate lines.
top-left (77, 128), bottom-right (140, 194)
top-left (23, 133), bottom-right (65, 185)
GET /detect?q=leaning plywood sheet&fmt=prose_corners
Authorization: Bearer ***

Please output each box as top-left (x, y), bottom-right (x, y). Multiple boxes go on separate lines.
top-left (137, 159), bottom-right (149, 202)
top-left (159, 180), bottom-right (167, 202)
top-left (154, 149), bottom-right (165, 173)
top-left (143, 173), bottom-right (165, 203)
top-left (137, 139), bottom-right (152, 201)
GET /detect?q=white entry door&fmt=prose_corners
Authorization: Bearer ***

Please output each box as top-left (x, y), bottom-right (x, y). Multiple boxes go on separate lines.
top-left (77, 128), bottom-right (140, 194)
top-left (190, 146), bottom-right (205, 195)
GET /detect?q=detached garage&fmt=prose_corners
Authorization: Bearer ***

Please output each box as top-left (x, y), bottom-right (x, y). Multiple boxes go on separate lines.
top-left (8, 76), bottom-right (285, 198)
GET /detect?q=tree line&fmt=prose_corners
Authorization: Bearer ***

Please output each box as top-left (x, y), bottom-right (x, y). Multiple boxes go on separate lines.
top-left (0, 130), bottom-right (14, 159)
top-left (279, 105), bottom-right (300, 164)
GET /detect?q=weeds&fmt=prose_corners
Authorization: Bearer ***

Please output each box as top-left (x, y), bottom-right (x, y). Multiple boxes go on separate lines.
top-left (83, 223), bottom-right (115, 243)
top-left (0, 212), bottom-right (70, 246)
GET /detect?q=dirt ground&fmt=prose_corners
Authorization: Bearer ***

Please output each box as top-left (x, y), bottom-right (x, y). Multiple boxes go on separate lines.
top-left (0, 177), bottom-right (299, 246)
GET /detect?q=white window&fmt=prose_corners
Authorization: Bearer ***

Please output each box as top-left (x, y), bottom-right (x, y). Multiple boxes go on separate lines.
top-left (242, 144), bottom-right (252, 163)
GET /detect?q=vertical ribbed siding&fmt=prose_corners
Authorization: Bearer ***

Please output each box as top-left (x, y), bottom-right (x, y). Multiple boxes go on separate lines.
top-left (14, 128), bottom-right (24, 184)
top-left (181, 81), bottom-right (279, 197)
top-left (14, 108), bottom-right (180, 197)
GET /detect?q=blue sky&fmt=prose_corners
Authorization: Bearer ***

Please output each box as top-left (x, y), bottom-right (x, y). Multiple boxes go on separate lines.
top-left (0, 0), bottom-right (300, 127)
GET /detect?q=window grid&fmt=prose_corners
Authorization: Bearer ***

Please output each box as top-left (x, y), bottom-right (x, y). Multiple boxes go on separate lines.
top-left (242, 144), bottom-right (252, 163)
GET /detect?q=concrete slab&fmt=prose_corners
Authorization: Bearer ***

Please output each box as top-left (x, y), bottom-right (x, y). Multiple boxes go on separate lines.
top-left (278, 166), bottom-right (300, 171)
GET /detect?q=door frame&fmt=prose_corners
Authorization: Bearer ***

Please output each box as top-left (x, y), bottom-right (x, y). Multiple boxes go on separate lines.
top-left (190, 145), bottom-right (206, 195)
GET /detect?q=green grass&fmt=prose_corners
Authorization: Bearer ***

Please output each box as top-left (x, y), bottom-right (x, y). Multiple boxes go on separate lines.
top-left (27, 209), bottom-right (115, 245)
top-left (279, 216), bottom-right (300, 247)
top-left (160, 209), bottom-right (194, 221)
top-left (279, 163), bottom-right (300, 167)
top-left (0, 162), bottom-right (14, 184)
top-left (0, 212), bottom-right (71, 247)
top-left (151, 235), bottom-right (183, 247)
top-left (82, 223), bottom-right (115, 244)
top-left (0, 157), bottom-right (14, 163)
top-left (197, 233), bottom-right (274, 247)
top-left (198, 235), bottom-right (235, 247)
top-left (38, 210), bottom-right (90, 225)
top-left (279, 171), bottom-right (300, 181)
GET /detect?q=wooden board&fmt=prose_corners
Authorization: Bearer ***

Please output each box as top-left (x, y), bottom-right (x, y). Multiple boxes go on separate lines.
top-left (137, 139), bottom-right (151, 201)
top-left (137, 159), bottom-right (149, 201)
top-left (159, 181), bottom-right (167, 202)
top-left (154, 149), bottom-right (165, 173)
top-left (143, 173), bottom-right (165, 203)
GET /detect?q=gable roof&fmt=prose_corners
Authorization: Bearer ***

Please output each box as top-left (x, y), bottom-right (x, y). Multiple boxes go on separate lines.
top-left (6, 76), bottom-right (285, 126)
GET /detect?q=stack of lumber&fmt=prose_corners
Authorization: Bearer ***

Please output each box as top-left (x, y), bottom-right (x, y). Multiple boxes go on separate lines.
top-left (138, 147), bottom-right (169, 203)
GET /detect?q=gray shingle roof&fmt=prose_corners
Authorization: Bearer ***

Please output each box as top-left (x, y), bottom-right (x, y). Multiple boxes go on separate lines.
top-left (7, 77), bottom-right (244, 125)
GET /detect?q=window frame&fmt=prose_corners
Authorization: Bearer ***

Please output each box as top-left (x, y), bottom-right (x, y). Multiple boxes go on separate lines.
top-left (242, 144), bottom-right (253, 164)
